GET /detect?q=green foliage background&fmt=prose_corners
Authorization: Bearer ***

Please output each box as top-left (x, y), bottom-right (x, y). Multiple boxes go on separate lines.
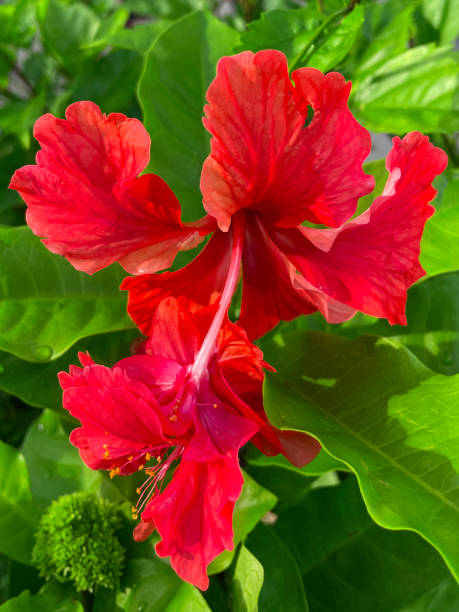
top-left (0, 0), bottom-right (458, 610)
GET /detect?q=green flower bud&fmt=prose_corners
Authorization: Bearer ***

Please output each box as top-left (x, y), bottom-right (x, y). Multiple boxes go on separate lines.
top-left (33, 492), bottom-right (125, 592)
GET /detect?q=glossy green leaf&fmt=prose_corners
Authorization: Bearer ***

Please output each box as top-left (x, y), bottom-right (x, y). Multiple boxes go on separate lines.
top-left (246, 524), bottom-right (309, 612)
top-left (264, 332), bottom-right (459, 580)
top-left (21, 410), bottom-right (102, 507)
top-left (0, 581), bottom-right (83, 611)
top-left (119, 557), bottom-right (210, 611)
top-left (351, 45), bottom-right (459, 133)
top-left (422, 0), bottom-right (459, 45)
top-left (138, 11), bottom-right (239, 220)
top-left (421, 169), bottom-right (459, 277)
top-left (239, 4), bottom-right (362, 73)
top-left (0, 226), bottom-right (133, 362)
top-left (40, 0), bottom-right (101, 71)
top-left (208, 471), bottom-right (277, 574)
top-left (340, 272), bottom-right (459, 375)
top-left (305, 5), bottom-right (363, 73)
top-left (0, 330), bottom-right (139, 413)
top-left (238, 6), bottom-right (323, 61)
top-left (275, 477), bottom-right (459, 612)
top-left (244, 446), bottom-right (346, 511)
top-left (246, 447), bottom-right (347, 477)
top-left (349, 0), bottom-right (415, 79)
top-left (0, 441), bottom-right (41, 566)
top-left (355, 158), bottom-right (387, 215)
top-left (232, 546), bottom-right (264, 612)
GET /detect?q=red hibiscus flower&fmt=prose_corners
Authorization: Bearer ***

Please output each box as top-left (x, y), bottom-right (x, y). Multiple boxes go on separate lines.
top-left (119, 50), bottom-right (448, 339)
top-left (59, 297), bottom-right (319, 589)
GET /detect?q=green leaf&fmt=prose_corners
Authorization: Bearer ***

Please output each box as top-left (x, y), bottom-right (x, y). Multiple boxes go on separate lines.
top-left (421, 169), bottom-right (459, 277)
top-left (244, 447), bottom-right (346, 511)
top-left (138, 11), bottom-right (239, 220)
top-left (0, 330), bottom-right (139, 412)
top-left (59, 49), bottom-right (143, 116)
top-left (21, 410), bottom-right (102, 507)
top-left (349, 0), bottom-right (415, 79)
top-left (0, 581), bottom-right (83, 611)
top-left (339, 272), bottom-right (459, 375)
top-left (264, 332), bottom-right (459, 580)
top-left (275, 477), bottom-right (459, 612)
top-left (246, 524), bottom-right (309, 612)
top-left (239, 5), bottom-right (362, 73)
top-left (105, 21), bottom-right (170, 54)
top-left (238, 6), bottom-right (323, 61)
top-left (0, 0), bottom-right (37, 47)
top-left (355, 158), bottom-right (387, 215)
top-left (351, 45), bottom-right (459, 134)
top-left (0, 441), bottom-right (41, 565)
top-left (246, 447), bottom-right (347, 477)
top-left (0, 226), bottom-right (133, 362)
top-left (232, 546), bottom-right (264, 612)
top-left (0, 90), bottom-right (47, 149)
top-left (123, 0), bottom-right (212, 19)
top-left (119, 557), bottom-right (210, 611)
top-left (82, 8), bottom-right (129, 53)
top-left (304, 5), bottom-right (363, 73)
top-left (208, 471), bottom-right (277, 574)
top-left (422, 0), bottom-right (459, 45)
top-left (40, 0), bottom-right (101, 71)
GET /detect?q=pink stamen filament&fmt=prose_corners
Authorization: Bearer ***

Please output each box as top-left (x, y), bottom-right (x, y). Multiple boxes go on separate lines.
top-left (134, 446), bottom-right (183, 516)
top-left (190, 212), bottom-right (245, 381)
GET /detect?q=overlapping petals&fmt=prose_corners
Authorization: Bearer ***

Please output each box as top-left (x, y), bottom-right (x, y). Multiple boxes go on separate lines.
top-left (59, 298), bottom-right (317, 588)
top-left (10, 101), bottom-right (210, 274)
top-left (201, 50), bottom-right (374, 231)
top-left (123, 51), bottom-right (447, 339)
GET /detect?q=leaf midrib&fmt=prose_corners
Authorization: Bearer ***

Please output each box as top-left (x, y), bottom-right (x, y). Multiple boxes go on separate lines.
top-left (279, 377), bottom-right (459, 516)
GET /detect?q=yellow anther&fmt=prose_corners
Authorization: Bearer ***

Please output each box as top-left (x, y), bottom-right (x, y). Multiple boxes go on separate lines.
top-left (128, 455), bottom-right (134, 461)
top-left (169, 414), bottom-right (178, 422)
top-left (103, 443), bottom-right (108, 449)
top-left (132, 513), bottom-right (138, 520)
top-left (109, 467), bottom-right (120, 479)
top-left (156, 456), bottom-right (161, 463)
top-left (138, 464), bottom-right (144, 471)
top-left (136, 487), bottom-right (141, 494)
top-left (104, 449), bottom-right (110, 459)
top-left (131, 506), bottom-right (136, 513)
top-left (145, 452), bottom-right (151, 461)
top-left (145, 468), bottom-right (155, 476)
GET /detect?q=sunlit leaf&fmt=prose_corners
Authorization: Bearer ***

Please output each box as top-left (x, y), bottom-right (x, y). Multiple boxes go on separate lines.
top-left (138, 11), bottom-right (239, 220)
top-left (0, 226), bottom-right (133, 362)
top-left (264, 332), bottom-right (459, 580)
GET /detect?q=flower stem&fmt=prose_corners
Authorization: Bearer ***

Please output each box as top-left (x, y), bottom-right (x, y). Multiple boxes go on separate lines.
top-left (190, 213), bottom-right (245, 380)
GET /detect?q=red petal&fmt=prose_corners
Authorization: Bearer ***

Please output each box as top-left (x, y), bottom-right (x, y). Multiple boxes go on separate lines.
top-left (60, 355), bottom-right (167, 472)
top-left (201, 50), bottom-right (373, 231)
top-left (239, 215), bottom-right (353, 339)
top-left (122, 230), bottom-right (232, 335)
top-left (10, 101), bottom-right (203, 274)
top-left (270, 133), bottom-right (448, 324)
top-left (148, 456), bottom-right (243, 590)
